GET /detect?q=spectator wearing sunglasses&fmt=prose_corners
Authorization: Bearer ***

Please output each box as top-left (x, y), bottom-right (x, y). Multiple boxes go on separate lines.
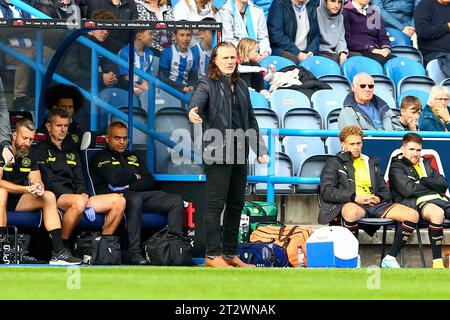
top-left (338, 73), bottom-right (403, 131)
top-left (419, 86), bottom-right (450, 131)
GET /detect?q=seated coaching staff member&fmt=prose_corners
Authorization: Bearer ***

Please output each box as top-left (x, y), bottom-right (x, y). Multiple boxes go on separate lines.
top-left (89, 122), bottom-right (185, 265)
top-left (0, 118), bottom-right (81, 265)
top-left (33, 109), bottom-right (126, 253)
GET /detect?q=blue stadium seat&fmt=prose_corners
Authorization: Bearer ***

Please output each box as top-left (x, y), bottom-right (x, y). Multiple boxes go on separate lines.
top-left (283, 108), bottom-right (322, 130)
top-left (7, 211), bottom-right (42, 228)
top-left (442, 78), bottom-right (450, 92)
top-left (249, 90), bottom-right (269, 108)
top-left (98, 88), bottom-right (140, 130)
top-left (384, 57), bottom-right (426, 95)
top-left (260, 55), bottom-right (296, 74)
top-left (397, 90), bottom-right (430, 109)
top-left (342, 56), bottom-right (384, 83)
top-left (391, 45), bottom-right (423, 65)
top-left (427, 59), bottom-right (447, 84)
top-left (318, 75), bottom-right (352, 94)
top-left (398, 76), bottom-right (435, 97)
top-left (155, 88), bottom-right (182, 112)
top-left (270, 89), bottom-right (311, 124)
top-left (253, 108), bottom-right (280, 129)
top-left (81, 148), bottom-right (167, 229)
top-left (325, 137), bottom-right (341, 155)
top-left (300, 56), bottom-right (341, 78)
top-left (155, 107), bottom-right (191, 134)
top-left (297, 154), bottom-right (333, 194)
top-left (326, 108), bottom-right (341, 129)
top-left (311, 89), bottom-right (347, 126)
top-left (375, 90), bottom-right (397, 109)
top-left (386, 27), bottom-right (413, 46)
top-left (254, 152), bottom-right (295, 194)
top-left (282, 136), bottom-right (325, 176)
top-left (373, 75), bottom-right (396, 99)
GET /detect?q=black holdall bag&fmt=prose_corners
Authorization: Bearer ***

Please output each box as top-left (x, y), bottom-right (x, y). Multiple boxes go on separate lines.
top-left (144, 227), bottom-right (193, 266)
top-left (74, 232), bottom-right (121, 265)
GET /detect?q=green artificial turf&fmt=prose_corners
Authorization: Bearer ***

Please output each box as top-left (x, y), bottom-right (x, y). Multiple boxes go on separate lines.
top-left (1, 266), bottom-right (449, 300)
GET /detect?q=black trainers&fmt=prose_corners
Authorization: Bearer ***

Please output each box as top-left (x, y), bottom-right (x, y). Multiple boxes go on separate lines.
top-left (129, 252), bottom-right (148, 265)
top-left (49, 248), bottom-right (82, 265)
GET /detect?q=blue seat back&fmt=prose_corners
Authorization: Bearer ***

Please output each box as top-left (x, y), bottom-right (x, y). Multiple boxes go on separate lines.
top-left (300, 56), bottom-right (341, 78)
top-left (427, 59), bottom-right (447, 84)
top-left (391, 45), bottom-right (423, 65)
top-left (311, 89), bottom-right (347, 126)
top-left (254, 152), bottom-right (295, 194)
top-left (384, 57), bottom-right (426, 89)
top-left (260, 55), bottom-right (295, 72)
top-left (386, 27), bottom-right (413, 46)
top-left (342, 56), bottom-right (384, 83)
top-left (249, 90), bottom-right (270, 108)
top-left (318, 75), bottom-right (352, 94)
top-left (270, 89), bottom-right (311, 123)
top-left (283, 108), bottom-right (322, 130)
top-left (282, 136), bottom-right (325, 176)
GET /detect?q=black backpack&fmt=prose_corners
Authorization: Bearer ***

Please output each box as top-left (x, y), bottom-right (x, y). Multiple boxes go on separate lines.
top-left (143, 227), bottom-right (192, 266)
top-left (74, 232), bottom-right (121, 265)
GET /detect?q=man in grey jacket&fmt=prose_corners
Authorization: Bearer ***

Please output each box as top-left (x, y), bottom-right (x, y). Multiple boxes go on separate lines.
top-left (338, 73), bottom-right (403, 131)
top-left (0, 77), bottom-right (14, 166)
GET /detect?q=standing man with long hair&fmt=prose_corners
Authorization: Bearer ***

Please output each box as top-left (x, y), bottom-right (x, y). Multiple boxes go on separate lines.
top-left (188, 42), bottom-right (269, 268)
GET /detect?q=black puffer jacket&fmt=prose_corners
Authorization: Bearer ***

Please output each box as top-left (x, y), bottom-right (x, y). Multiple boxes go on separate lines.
top-left (319, 151), bottom-right (392, 224)
top-left (189, 76), bottom-right (268, 161)
top-left (388, 154), bottom-right (449, 209)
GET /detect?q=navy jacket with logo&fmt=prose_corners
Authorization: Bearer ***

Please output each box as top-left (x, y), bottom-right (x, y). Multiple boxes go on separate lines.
top-left (89, 147), bottom-right (155, 195)
top-left (32, 138), bottom-right (88, 197)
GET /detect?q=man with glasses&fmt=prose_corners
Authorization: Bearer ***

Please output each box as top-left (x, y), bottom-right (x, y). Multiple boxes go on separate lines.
top-left (338, 72), bottom-right (403, 131)
top-left (419, 86), bottom-right (450, 131)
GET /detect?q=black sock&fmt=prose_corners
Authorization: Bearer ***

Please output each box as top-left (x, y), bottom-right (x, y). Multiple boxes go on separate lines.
top-left (63, 239), bottom-right (70, 249)
top-left (428, 222), bottom-right (443, 260)
top-left (388, 221), bottom-right (416, 257)
top-left (49, 228), bottom-right (64, 253)
top-left (343, 219), bottom-right (359, 239)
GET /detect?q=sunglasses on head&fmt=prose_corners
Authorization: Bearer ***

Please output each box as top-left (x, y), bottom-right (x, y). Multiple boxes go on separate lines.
top-left (358, 84), bottom-right (374, 89)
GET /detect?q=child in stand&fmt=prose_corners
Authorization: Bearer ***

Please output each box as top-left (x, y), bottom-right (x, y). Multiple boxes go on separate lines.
top-left (118, 29), bottom-right (154, 111)
top-left (237, 38), bottom-right (275, 98)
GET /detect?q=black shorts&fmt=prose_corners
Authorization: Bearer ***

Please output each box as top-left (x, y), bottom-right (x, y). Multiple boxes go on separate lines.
top-left (419, 199), bottom-right (450, 220)
top-left (360, 202), bottom-right (395, 218)
top-left (6, 194), bottom-right (23, 211)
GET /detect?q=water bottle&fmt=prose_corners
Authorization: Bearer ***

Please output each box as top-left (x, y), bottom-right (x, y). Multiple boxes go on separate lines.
top-left (297, 246), bottom-right (305, 267)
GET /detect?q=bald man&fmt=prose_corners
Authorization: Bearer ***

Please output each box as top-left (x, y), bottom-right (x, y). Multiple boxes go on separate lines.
top-left (338, 73), bottom-right (403, 131)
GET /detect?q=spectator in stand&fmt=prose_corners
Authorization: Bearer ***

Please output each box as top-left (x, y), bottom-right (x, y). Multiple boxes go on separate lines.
top-left (173, 0), bottom-right (216, 21)
top-left (159, 27), bottom-right (199, 93)
top-left (118, 29), bottom-right (154, 109)
top-left (418, 86), bottom-right (450, 131)
top-left (191, 17), bottom-right (214, 78)
top-left (217, 0), bottom-right (271, 59)
top-left (33, 0), bottom-right (81, 19)
top-left (237, 37), bottom-right (275, 94)
top-left (267, 0), bottom-right (320, 63)
top-left (338, 73), bottom-right (403, 130)
top-left (135, 0), bottom-right (175, 53)
top-left (371, 0), bottom-right (420, 41)
top-left (59, 10), bottom-right (128, 131)
top-left (0, 0), bottom-right (53, 110)
top-left (343, 0), bottom-right (395, 66)
top-left (317, 0), bottom-right (348, 65)
top-left (414, 0), bottom-right (450, 67)
top-left (86, 0), bottom-right (139, 53)
top-left (399, 95), bottom-right (422, 131)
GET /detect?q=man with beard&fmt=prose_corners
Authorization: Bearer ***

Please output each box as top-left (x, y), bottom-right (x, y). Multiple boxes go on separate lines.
top-left (0, 118), bottom-right (81, 265)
